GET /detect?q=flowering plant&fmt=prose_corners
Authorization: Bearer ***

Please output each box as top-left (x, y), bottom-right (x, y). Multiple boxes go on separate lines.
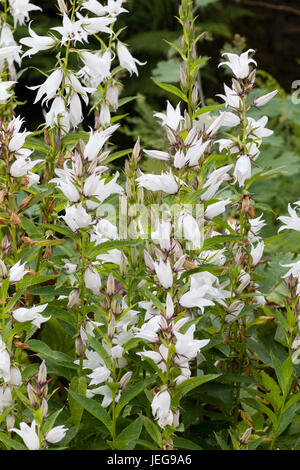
top-left (0, 0), bottom-right (299, 452)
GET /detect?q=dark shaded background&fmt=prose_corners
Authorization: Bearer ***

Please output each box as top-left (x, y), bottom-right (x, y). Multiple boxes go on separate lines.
top-left (14, 0), bottom-right (300, 144)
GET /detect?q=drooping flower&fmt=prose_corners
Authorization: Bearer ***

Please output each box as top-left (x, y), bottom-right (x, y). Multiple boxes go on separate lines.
top-left (45, 426), bottom-right (68, 444)
top-left (117, 42), bottom-right (145, 76)
top-left (12, 304), bottom-right (51, 328)
top-left (11, 420), bottom-right (40, 450)
top-left (219, 49), bottom-right (257, 79)
top-left (20, 24), bottom-right (56, 58)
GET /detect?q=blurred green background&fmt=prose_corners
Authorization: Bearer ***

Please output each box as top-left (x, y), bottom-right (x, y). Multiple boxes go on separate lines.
top-left (13, 0), bottom-right (300, 283)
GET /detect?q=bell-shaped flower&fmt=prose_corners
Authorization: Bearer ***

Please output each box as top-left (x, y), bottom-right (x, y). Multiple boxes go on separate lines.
top-left (0, 79), bottom-right (15, 102)
top-left (151, 220), bottom-right (171, 251)
top-left (0, 337), bottom-right (11, 383)
top-left (8, 365), bottom-right (22, 388)
top-left (247, 116), bottom-right (273, 139)
top-left (11, 420), bottom-right (40, 450)
top-left (278, 202), bottom-right (300, 233)
top-left (84, 124), bottom-right (118, 161)
top-left (61, 203), bottom-right (93, 232)
top-left (219, 49), bottom-right (257, 79)
top-left (12, 304), bottom-right (51, 328)
top-left (78, 13), bottom-right (115, 35)
top-left (51, 13), bottom-right (85, 45)
top-left (204, 199), bottom-right (231, 219)
top-left (154, 101), bottom-right (184, 131)
top-left (144, 149), bottom-right (170, 162)
top-left (250, 241), bottom-right (264, 266)
top-left (45, 96), bottom-right (70, 135)
top-left (151, 390), bottom-right (173, 429)
top-left (136, 171), bottom-right (178, 194)
top-left (9, 0), bottom-right (42, 27)
top-left (87, 365), bottom-right (111, 386)
top-left (0, 386), bottom-right (13, 414)
top-left (117, 42), bottom-right (145, 76)
top-left (217, 83), bottom-right (241, 108)
top-left (81, 0), bottom-right (107, 16)
top-left (153, 258), bottom-right (173, 289)
top-left (10, 156), bottom-right (41, 177)
top-left (178, 212), bottom-right (202, 249)
top-left (9, 260), bottom-right (29, 282)
top-left (20, 24), bottom-right (56, 58)
top-left (233, 154), bottom-right (251, 187)
top-left (84, 267), bottom-right (101, 295)
top-left (174, 325), bottom-right (209, 365)
top-left (29, 69), bottom-right (63, 105)
top-left (187, 137), bottom-right (211, 167)
top-left (79, 49), bottom-right (112, 87)
top-left (45, 425), bottom-right (68, 444)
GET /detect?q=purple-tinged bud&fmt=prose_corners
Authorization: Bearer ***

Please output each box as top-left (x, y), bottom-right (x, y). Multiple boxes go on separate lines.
top-left (75, 336), bottom-right (84, 357)
top-left (72, 151), bottom-right (83, 178)
top-left (38, 361), bottom-right (47, 385)
top-left (112, 298), bottom-right (121, 316)
top-left (107, 318), bottom-right (116, 338)
top-left (166, 129), bottom-right (177, 145)
top-left (191, 86), bottom-right (198, 106)
top-left (27, 383), bottom-right (37, 407)
top-left (180, 66), bottom-right (188, 89)
top-left (143, 250), bottom-right (155, 270)
top-left (173, 254), bottom-right (186, 272)
top-left (41, 397), bottom-right (48, 418)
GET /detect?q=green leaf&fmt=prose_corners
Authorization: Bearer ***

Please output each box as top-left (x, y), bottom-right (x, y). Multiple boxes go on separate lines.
top-left (68, 390), bottom-right (112, 433)
top-left (202, 235), bottom-right (243, 250)
top-left (26, 340), bottom-right (77, 370)
top-left (0, 432), bottom-right (26, 450)
top-left (172, 374), bottom-right (220, 408)
top-left (116, 417), bottom-right (143, 450)
top-left (115, 374), bottom-right (157, 418)
top-left (174, 436), bottom-right (202, 450)
top-left (68, 377), bottom-right (87, 428)
top-left (152, 79), bottom-right (187, 102)
top-left (261, 370), bottom-right (282, 412)
top-left (193, 104), bottom-right (224, 118)
top-left (141, 415), bottom-right (162, 448)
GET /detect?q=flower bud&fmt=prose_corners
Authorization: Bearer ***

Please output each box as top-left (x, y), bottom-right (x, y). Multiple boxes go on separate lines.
top-left (67, 289), bottom-right (80, 308)
top-left (191, 86), bottom-right (198, 106)
top-left (8, 365), bottom-right (22, 388)
top-left (119, 371), bottom-right (132, 389)
top-left (27, 383), bottom-right (37, 407)
top-left (107, 273), bottom-right (115, 296)
top-left (133, 138), bottom-right (140, 163)
top-left (112, 299), bottom-right (121, 316)
top-left (41, 398), bottom-right (48, 418)
top-left (75, 336), bottom-right (85, 357)
top-left (107, 318), bottom-right (116, 338)
top-left (57, 0), bottom-right (68, 13)
top-left (180, 66), bottom-right (187, 89)
top-left (38, 361), bottom-right (47, 385)
top-left (106, 85), bottom-right (119, 111)
top-left (6, 413), bottom-right (15, 432)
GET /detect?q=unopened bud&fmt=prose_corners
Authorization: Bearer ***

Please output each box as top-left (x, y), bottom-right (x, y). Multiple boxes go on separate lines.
top-left (72, 151), bottom-right (82, 178)
top-left (191, 86), bottom-right (198, 106)
top-left (106, 85), bottom-right (119, 111)
top-left (75, 336), bottom-right (85, 357)
top-left (112, 298), bottom-right (121, 316)
top-left (38, 360), bottom-right (47, 385)
top-left (27, 383), bottom-right (37, 407)
top-left (240, 427), bottom-right (253, 445)
top-left (10, 212), bottom-right (21, 228)
top-left (143, 250), bottom-right (155, 270)
top-left (107, 317), bottom-right (116, 338)
top-left (166, 129), bottom-right (177, 145)
top-left (0, 190), bottom-right (7, 205)
top-left (119, 252), bottom-right (127, 276)
top-left (125, 179), bottom-right (132, 199)
top-left (6, 413), bottom-right (15, 432)
top-left (19, 194), bottom-right (33, 210)
top-left (124, 159), bottom-right (131, 177)
top-left (44, 128), bottom-right (51, 146)
top-left (1, 236), bottom-right (11, 256)
top-left (57, 0), bottom-right (68, 13)
top-left (184, 110), bottom-right (191, 130)
top-left (68, 289), bottom-right (80, 308)
top-left (174, 254), bottom-right (187, 272)
top-left (131, 246), bottom-right (138, 266)
top-left (107, 273), bottom-right (115, 296)
top-left (119, 371), bottom-right (132, 389)
top-left (133, 138), bottom-right (140, 163)
top-left (41, 398), bottom-right (48, 418)
top-left (180, 66), bottom-right (187, 89)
